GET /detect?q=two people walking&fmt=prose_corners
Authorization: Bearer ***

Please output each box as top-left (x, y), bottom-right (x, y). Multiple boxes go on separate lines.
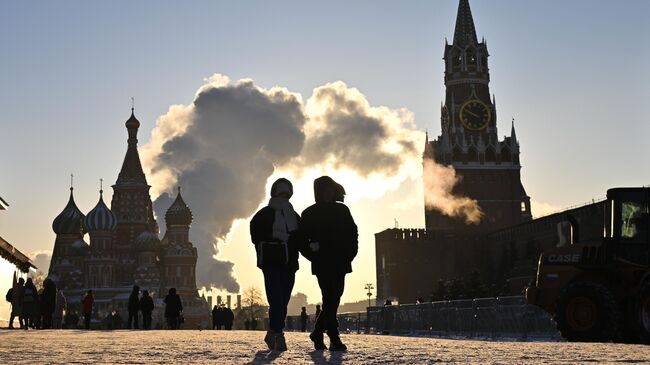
top-left (250, 176), bottom-right (358, 352)
top-left (127, 285), bottom-right (155, 330)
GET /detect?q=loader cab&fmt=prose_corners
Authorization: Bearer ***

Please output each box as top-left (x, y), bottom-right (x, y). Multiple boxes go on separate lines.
top-left (607, 188), bottom-right (650, 266)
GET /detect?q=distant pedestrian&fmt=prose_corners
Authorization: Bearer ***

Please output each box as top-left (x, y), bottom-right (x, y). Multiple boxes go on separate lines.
top-left (212, 305), bottom-right (222, 330)
top-left (164, 288), bottom-right (182, 330)
top-left (8, 278), bottom-right (25, 329)
top-left (300, 307), bottom-right (308, 332)
top-left (127, 285), bottom-right (140, 329)
top-left (244, 318), bottom-right (250, 330)
top-left (112, 309), bottom-right (123, 329)
top-left (81, 290), bottom-right (94, 330)
top-left (139, 290), bottom-right (154, 330)
top-left (382, 299), bottom-right (393, 335)
top-left (250, 178), bottom-right (304, 351)
top-left (41, 278), bottom-right (57, 329)
top-left (315, 304), bottom-right (321, 321)
top-left (301, 176), bottom-right (358, 351)
top-left (53, 288), bottom-right (67, 329)
top-left (224, 306), bottom-right (234, 330)
top-left (21, 278), bottom-right (38, 330)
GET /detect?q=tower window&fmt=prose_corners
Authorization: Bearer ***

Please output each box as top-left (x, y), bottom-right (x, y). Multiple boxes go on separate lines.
top-left (521, 201), bottom-right (527, 212)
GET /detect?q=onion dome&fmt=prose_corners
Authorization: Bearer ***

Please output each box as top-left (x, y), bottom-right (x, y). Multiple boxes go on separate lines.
top-left (84, 190), bottom-right (117, 232)
top-left (70, 239), bottom-right (90, 256)
top-left (52, 188), bottom-right (86, 235)
top-left (135, 230), bottom-right (161, 252)
top-left (125, 108), bottom-right (140, 130)
top-left (165, 187), bottom-right (193, 226)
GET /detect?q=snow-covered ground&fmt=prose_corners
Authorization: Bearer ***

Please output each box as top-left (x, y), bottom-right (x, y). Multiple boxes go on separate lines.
top-left (0, 330), bottom-right (648, 364)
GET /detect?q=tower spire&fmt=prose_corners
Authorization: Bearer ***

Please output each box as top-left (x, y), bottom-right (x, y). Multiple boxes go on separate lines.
top-left (453, 0), bottom-right (478, 46)
top-left (511, 117), bottom-right (518, 143)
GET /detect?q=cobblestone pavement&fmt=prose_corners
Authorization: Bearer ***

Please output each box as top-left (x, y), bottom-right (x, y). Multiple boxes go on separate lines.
top-left (1, 330), bottom-right (649, 364)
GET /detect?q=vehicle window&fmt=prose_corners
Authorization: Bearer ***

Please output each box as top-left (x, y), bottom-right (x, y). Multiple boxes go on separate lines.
top-left (621, 201), bottom-right (649, 241)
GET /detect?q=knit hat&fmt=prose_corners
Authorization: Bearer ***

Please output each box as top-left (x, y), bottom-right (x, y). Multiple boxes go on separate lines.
top-left (271, 178), bottom-right (293, 198)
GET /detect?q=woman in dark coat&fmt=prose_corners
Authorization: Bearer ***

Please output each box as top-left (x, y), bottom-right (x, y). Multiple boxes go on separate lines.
top-left (164, 288), bottom-right (182, 330)
top-left (250, 178), bottom-right (303, 351)
top-left (301, 176), bottom-right (358, 351)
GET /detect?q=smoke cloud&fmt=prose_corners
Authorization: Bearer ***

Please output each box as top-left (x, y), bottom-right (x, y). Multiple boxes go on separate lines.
top-left (29, 250), bottom-right (52, 274)
top-left (423, 160), bottom-right (483, 224)
top-left (142, 74), bottom-right (450, 292)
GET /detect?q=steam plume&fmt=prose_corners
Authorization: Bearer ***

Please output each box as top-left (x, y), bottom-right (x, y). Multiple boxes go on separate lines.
top-left (143, 74), bottom-right (467, 291)
top-left (423, 160), bottom-right (483, 224)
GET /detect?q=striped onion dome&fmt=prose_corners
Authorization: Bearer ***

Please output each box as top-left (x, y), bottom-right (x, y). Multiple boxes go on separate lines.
top-left (165, 187), bottom-right (193, 226)
top-left (84, 190), bottom-right (117, 232)
top-left (135, 230), bottom-right (161, 252)
top-left (52, 188), bottom-right (86, 235)
top-left (70, 238), bottom-right (90, 256)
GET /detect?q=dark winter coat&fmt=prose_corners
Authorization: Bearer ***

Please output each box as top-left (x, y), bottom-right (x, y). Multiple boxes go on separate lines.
top-left (250, 206), bottom-right (303, 271)
top-left (300, 177), bottom-right (358, 275)
top-left (82, 293), bottom-right (94, 315)
top-left (128, 291), bottom-right (140, 313)
top-left (21, 283), bottom-right (37, 317)
top-left (224, 308), bottom-right (234, 324)
top-left (139, 295), bottom-right (154, 314)
top-left (301, 202), bottom-right (358, 274)
top-left (164, 294), bottom-right (183, 318)
top-left (42, 280), bottom-right (57, 315)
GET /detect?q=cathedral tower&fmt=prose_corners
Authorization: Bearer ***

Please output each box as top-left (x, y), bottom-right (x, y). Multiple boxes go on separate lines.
top-left (160, 187), bottom-right (198, 297)
top-left (85, 188), bottom-right (118, 288)
top-left (49, 186), bottom-right (86, 289)
top-left (425, 0), bottom-right (531, 232)
top-left (110, 109), bottom-right (157, 286)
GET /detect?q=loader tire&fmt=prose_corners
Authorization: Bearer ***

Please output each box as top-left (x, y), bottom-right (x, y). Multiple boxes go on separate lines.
top-left (636, 283), bottom-right (650, 344)
top-left (555, 281), bottom-right (620, 342)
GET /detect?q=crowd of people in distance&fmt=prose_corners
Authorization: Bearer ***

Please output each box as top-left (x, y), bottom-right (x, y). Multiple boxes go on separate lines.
top-left (250, 176), bottom-right (358, 352)
top-left (6, 277), bottom-right (67, 330)
top-left (5, 280), bottom-right (186, 330)
top-left (211, 304), bottom-right (234, 330)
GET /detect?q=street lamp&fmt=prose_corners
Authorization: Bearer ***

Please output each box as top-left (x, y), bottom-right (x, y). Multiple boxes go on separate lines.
top-left (364, 283), bottom-right (374, 308)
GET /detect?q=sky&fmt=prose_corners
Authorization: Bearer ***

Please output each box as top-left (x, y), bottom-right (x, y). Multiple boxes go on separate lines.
top-left (1, 0), bottom-right (649, 316)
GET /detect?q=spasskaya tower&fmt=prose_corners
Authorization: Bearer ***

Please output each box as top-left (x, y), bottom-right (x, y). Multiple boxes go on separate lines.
top-left (424, 0), bottom-right (531, 232)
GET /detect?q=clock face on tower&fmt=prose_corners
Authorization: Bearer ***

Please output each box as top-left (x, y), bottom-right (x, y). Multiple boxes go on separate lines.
top-left (459, 99), bottom-right (491, 131)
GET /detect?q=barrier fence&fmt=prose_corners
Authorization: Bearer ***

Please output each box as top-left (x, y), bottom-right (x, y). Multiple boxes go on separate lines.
top-left (285, 296), bottom-right (561, 340)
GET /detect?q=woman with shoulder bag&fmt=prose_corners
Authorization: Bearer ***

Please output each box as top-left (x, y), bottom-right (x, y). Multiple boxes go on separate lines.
top-left (250, 178), bottom-right (304, 351)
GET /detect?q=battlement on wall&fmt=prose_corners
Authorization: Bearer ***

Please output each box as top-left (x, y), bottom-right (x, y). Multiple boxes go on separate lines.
top-left (375, 228), bottom-right (473, 243)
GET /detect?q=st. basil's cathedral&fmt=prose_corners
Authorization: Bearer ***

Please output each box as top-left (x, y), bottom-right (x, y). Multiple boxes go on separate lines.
top-left (47, 109), bottom-right (209, 328)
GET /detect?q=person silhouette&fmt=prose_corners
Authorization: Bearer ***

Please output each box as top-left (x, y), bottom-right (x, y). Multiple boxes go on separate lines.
top-left (8, 277), bottom-right (25, 329)
top-left (250, 178), bottom-right (303, 351)
top-left (301, 176), bottom-right (358, 351)
top-left (127, 285), bottom-right (140, 329)
top-left (139, 290), bottom-right (154, 330)
top-left (212, 305), bottom-right (221, 330)
top-left (164, 288), bottom-right (182, 330)
top-left (300, 307), bottom-right (308, 332)
top-left (81, 290), bottom-right (94, 330)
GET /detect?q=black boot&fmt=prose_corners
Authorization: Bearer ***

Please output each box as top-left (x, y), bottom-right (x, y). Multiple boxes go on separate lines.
top-left (309, 331), bottom-right (327, 350)
top-left (328, 333), bottom-right (347, 352)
